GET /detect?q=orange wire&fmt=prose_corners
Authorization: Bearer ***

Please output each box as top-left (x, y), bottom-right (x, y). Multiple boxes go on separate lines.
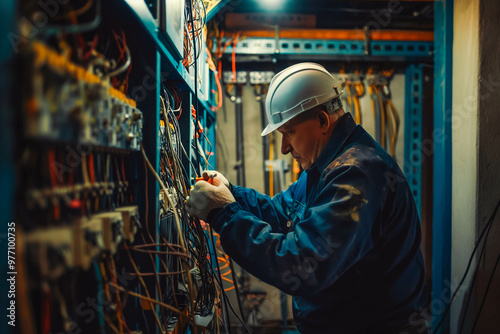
top-left (89, 153), bottom-right (95, 184)
top-left (231, 34), bottom-right (240, 82)
top-left (121, 157), bottom-right (126, 182)
top-left (48, 150), bottom-right (57, 187)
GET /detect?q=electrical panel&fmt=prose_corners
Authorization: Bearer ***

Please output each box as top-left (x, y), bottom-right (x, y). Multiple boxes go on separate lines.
top-left (159, 0), bottom-right (186, 59)
top-left (3, 0), bottom-right (228, 333)
top-left (23, 42), bottom-right (143, 150)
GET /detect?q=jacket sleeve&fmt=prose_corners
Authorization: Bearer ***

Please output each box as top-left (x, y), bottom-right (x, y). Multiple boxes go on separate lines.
top-left (210, 165), bottom-right (383, 296)
top-left (225, 180), bottom-right (300, 233)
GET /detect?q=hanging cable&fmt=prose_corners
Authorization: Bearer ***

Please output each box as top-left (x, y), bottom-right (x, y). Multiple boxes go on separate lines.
top-left (433, 199), bottom-right (500, 334)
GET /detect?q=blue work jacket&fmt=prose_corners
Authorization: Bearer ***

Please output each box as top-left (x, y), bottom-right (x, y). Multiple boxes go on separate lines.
top-left (209, 113), bottom-right (427, 333)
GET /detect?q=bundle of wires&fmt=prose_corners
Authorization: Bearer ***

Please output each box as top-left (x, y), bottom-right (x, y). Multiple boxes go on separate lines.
top-left (183, 0), bottom-right (207, 68)
top-left (367, 67), bottom-right (400, 158)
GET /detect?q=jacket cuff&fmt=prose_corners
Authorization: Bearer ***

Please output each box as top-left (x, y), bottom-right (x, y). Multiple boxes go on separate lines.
top-left (209, 201), bottom-right (241, 233)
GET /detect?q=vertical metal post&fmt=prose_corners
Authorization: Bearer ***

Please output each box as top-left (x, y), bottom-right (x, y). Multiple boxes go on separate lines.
top-left (259, 97), bottom-right (270, 195)
top-left (0, 1), bottom-right (17, 333)
top-left (433, 0), bottom-right (453, 333)
top-left (206, 113), bottom-right (217, 170)
top-left (404, 64), bottom-right (424, 216)
top-left (131, 49), bottom-right (162, 332)
top-left (234, 85), bottom-right (246, 187)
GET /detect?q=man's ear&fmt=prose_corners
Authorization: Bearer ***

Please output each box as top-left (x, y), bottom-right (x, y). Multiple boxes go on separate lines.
top-left (318, 110), bottom-right (330, 133)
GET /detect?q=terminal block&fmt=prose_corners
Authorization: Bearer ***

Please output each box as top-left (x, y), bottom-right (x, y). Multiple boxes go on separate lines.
top-left (92, 212), bottom-right (125, 254)
top-left (116, 206), bottom-right (140, 243)
top-left (74, 216), bottom-right (105, 270)
top-left (24, 226), bottom-right (78, 279)
top-left (23, 42), bottom-right (143, 150)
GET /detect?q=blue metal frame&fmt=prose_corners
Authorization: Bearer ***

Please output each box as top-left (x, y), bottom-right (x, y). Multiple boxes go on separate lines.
top-left (218, 37), bottom-right (433, 59)
top-left (432, 0), bottom-right (453, 333)
top-left (206, 0), bottom-right (231, 22)
top-left (121, 0), bottom-right (216, 119)
top-left (404, 64), bottom-right (424, 216)
top-left (0, 1), bottom-right (17, 333)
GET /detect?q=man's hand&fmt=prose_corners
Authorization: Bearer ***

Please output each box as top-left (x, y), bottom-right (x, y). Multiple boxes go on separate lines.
top-left (202, 170), bottom-right (230, 189)
top-left (185, 177), bottom-right (235, 221)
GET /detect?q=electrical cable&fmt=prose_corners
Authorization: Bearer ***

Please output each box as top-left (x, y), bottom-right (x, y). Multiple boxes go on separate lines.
top-left (470, 252), bottom-right (500, 332)
top-left (210, 228), bottom-right (233, 334)
top-left (459, 199), bottom-right (498, 333)
top-left (229, 258), bottom-right (246, 323)
top-left (432, 198), bottom-right (500, 334)
top-left (125, 249), bottom-right (165, 332)
top-left (370, 84), bottom-right (382, 144)
top-left (386, 98), bottom-right (400, 158)
top-left (375, 86), bottom-right (386, 149)
top-left (140, 144), bottom-right (197, 331)
top-left (38, 0), bottom-right (102, 38)
top-left (107, 45), bottom-right (131, 78)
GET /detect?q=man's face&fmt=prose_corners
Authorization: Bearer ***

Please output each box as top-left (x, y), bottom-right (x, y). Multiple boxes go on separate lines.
top-left (277, 117), bottom-right (323, 170)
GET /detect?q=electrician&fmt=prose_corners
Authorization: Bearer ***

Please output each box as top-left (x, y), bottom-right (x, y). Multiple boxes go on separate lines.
top-left (186, 63), bottom-right (427, 334)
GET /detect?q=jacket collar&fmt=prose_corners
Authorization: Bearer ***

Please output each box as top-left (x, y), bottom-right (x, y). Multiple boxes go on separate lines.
top-left (309, 112), bottom-right (357, 173)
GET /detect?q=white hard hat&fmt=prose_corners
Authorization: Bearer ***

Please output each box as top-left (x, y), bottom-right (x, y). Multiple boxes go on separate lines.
top-left (261, 62), bottom-right (342, 136)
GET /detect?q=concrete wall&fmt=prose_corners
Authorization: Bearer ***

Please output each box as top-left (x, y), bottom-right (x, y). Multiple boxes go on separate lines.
top-left (475, 0), bottom-right (500, 331)
top-left (451, 0), bottom-right (500, 331)
top-left (450, 0), bottom-right (480, 332)
top-left (216, 73), bottom-right (406, 322)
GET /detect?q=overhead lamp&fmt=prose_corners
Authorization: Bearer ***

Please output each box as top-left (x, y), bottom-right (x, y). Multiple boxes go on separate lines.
top-left (258, 0), bottom-right (286, 11)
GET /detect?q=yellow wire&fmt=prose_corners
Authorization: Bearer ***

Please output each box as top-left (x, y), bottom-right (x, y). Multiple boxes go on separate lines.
top-left (354, 82), bottom-right (364, 125)
top-left (56, 0), bottom-right (94, 19)
top-left (99, 262), bottom-right (112, 301)
top-left (387, 99), bottom-right (400, 157)
top-left (384, 99), bottom-right (395, 156)
top-left (140, 144), bottom-right (196, 331)
top-left (346, 83), bottom-right (353, 118)
top-left (369, 85), bottom-right (376, 125)
top-left (375, 87), bottom-right (386, 149)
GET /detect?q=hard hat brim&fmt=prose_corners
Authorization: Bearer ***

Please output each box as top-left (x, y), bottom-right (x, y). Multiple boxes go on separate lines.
top-left (261, 112), bottom-right (297, 136)
top-left (261, 123), bottom-right (278, 137)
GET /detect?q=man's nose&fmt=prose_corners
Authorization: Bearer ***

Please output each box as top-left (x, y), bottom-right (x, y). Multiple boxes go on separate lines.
top-left (281, 135), bottom-right (292, 155)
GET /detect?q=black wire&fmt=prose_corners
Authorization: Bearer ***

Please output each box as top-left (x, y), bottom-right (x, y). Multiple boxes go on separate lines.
top-left (229, 258), bottom-right (246, 324)
top-left (207, 225), bottom-right (253, 333)
top-left (189, 0), bottom-right (201, 175)
top-left (470, 252), bottom-right (500, 332)
top-left (209, 227), bottom-right (232, 334)
top-left (432, 198), bottom-right (500, 334)
top-left (458, 208), bottom-right (495, 333)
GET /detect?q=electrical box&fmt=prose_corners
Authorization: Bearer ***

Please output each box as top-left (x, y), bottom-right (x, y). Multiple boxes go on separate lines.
top-left (159, 0), bottom-right (186, 60)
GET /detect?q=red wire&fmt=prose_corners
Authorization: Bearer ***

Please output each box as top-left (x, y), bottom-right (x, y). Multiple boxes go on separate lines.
top-left (121, 157), bottom-right (126, 183)
top-left (68, 167), bottom-right (74, 186)
top-left (42, 291), bottom-right (52, 334)
top-left (89, 153), bottom-right (95, 184)
top-left (83, 33), bottom-right (99, 60)
top-left (232, 38), bottom-right (237, 82)
top-left (124, 62), bottom-right (132, 93)
top-left (113, 29), bottom-right (127, 64)
top-left (48, 150), bottom-right (57, 187)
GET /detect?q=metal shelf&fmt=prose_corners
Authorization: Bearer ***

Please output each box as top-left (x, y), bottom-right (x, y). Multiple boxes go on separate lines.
top-left (121, 0), bottom-right (215, 115)
top-left (216, 37), bottom-right (434, 61)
